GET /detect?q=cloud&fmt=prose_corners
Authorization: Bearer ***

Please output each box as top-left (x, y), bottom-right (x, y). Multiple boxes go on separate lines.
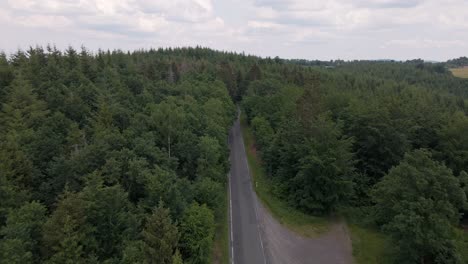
top-left (17, 14), bottom-right (72, 28)
top-left (352, 0), bottom-right (423, 9)
top-left (1, 0), bottom-right (226, 37)
top-left (382, 39), bottom-right (466, 49)
top-left (137, 0), bottom-right (214, 22)
top-left (256, 7), bottom-right (279, 19)
top-left (248, 20), bottom-right (283, 30)
top-left (0, 0), bottom-right (467, 61)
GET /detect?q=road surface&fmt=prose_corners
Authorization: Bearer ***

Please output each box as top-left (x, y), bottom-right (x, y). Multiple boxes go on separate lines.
top-left (228, 115), bottom-right (353, 264)
top-left (229, 116), bottom-right (266, 264)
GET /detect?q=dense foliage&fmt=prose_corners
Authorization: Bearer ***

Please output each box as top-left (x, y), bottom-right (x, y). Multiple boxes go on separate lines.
top-left (242, 57), bottom-right (468, 262)
top-left (372, 150), bottom-right (466, 263)
top-left (2, 46), bottom-right (468, 263)
top-left (0, 46), bottom-right (238, 263)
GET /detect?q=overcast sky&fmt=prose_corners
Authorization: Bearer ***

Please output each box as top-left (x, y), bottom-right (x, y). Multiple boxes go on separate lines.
top-left (0, 0), bottom-right (467, 61)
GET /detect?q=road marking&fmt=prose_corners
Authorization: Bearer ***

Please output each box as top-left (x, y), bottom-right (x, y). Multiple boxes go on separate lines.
top-left (239, 123), bottom-right (268, 264)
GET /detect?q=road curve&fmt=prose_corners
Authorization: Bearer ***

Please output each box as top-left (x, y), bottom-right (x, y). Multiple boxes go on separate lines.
top-left (228, 114), bottom-right (353, 264)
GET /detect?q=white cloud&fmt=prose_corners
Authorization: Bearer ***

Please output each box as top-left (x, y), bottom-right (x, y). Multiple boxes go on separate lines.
top-left (193, 17), bottom-right (225, 32)
top-left (17, 14), bottom-right (73, 28)
top-left (383, 39), bottom-right (466, 49)
top-left (351, 0), bottom-right (423, 9)
top-left (248, 20), bottom-right (283, 29)
top-left (256, 7), bottom-right (278, 19)
top-left (0, 0), bottom-right (467, 60)
top-left (137, 0), bottom-right (214, 22)
top-left (136, 14), bottom-right (168, 32)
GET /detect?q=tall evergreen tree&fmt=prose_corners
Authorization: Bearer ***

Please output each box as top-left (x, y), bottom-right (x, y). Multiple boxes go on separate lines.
top-left (142, 203), bottom-right (179, 264)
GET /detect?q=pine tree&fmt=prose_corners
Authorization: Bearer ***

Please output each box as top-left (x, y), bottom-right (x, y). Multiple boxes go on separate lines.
top-left (46, 215), bottom-right (86, 264)
top-left (142, 203), bottom-right (179, 264)
top-left (42, 190), bottom-right (91, 262)
top-left (0, 202), bottom-right (47, 263)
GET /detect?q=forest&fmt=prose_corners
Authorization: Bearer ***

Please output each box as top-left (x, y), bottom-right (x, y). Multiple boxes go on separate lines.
top-left (1, 46), bottom-right (468, 263)
top-left (0, 47), bottom-right (240, 264)
top-left (242, 58), bottom-right (468, 263)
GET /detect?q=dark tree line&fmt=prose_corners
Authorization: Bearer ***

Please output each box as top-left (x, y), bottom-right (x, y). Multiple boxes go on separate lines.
top-left (447, 57), bottom-right (468, 68)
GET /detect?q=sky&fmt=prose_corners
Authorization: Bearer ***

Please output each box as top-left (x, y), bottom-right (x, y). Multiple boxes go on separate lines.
top-left (0, 0), bottom-right (467, 61)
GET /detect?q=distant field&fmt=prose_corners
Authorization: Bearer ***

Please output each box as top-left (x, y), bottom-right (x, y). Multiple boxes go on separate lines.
top-left (450, 67), bottom-right (468, 78)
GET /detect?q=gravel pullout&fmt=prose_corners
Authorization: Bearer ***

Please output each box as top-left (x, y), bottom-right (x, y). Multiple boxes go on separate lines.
top-left (257, 196), bottom-right (353, 264)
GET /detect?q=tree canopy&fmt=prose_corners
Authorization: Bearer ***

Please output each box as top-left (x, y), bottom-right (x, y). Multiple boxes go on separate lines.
top-left (1, 46), bottom-right (468, 263)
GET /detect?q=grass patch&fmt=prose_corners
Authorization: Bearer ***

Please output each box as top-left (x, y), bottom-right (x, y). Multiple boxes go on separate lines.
top-left (211, 185), bottom-right (229, 264)
top-left (240, 113), bottom-right (329, 237)
top-left (349, 225), bottom-right (395, 264)
top-left (450, 68), bottom-right (468, 78)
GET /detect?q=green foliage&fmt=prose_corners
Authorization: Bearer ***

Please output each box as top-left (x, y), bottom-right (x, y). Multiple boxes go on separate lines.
top-left (289, 114), bottom-right (355, 214)
top-left (143, 167), bottom-right (192, 218)
top-left (447, 57), bottom-right (468, 68)
top-left (196, 136), bottom-right (224, 182)
top-left (142, 203), bottom-right (179, 264)
top-left (349, 225), bottom-right (395, 264)
top-left (179, 203), bottom-right (215, 264)
top-left (81, 176), bottom-right (139, 260)
top-left (250, 116), bottom-right (273, 151)
top-left (0, 174), bottom-right (29, 224)
top-left (42, 190), bottom-right (92, 262)
top-left (44, 215), bottom-right (87, 264)
top-left (241, 115), bottom-right (329, 237)
top-left (172, 249), bottom-right (184, 264)
top-left (0, 201), bottom-right (47, 263)
top-left (436, 111), bottom-right (468, 175)
top-left (372, 150), bottom-right (467, 263)
top-left (193, 177), bottom-right (223, 213)
top-left (0, 47), bottom-right (237, 263)
top-left (343, 100), bottom-right (409, 184)
top-left (245, 85), bottom-right (355, 214)
top-left (240, 54), bottom-right (468, 262)
top-left (1, 46), bottom-right (468, 263)
top-left (0, 76), bottom-right (49, 132)
top-left (0, 238), bottom-right (33, 264)
top-left (121, 240), bottom-right (146, 264)
top-left (149, 99), bottom-right (185, 158)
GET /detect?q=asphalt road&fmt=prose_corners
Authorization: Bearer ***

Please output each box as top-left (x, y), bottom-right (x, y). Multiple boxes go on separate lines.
top-left (228, 114), bottom-right (353, 264)
top-left (228, 116), bottom-right (267, 264)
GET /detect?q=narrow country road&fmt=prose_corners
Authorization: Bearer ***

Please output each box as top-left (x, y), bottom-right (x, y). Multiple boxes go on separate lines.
top-left (228, 114), bottom-right (353, 264)
top-left (228, 116), bottom-right (267, 264)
